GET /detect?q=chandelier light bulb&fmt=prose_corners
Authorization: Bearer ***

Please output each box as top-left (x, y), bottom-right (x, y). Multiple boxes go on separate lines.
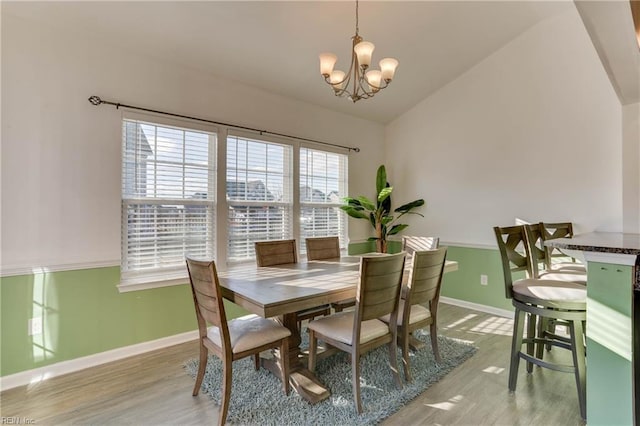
top-left (379, 58), bottom-right (399, 81)
top-left (330, 70), bottom-right (346, 90)
top-left (354, 41), bottom-right (375, 69)
top-left (319, 53), bottom-right (338, 77)
top-left (365, 70), bottom-right (382, 92)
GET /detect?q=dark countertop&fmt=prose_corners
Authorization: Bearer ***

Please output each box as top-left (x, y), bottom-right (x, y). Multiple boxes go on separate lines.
top-left (545, 232), bottom-right (640, 292)
top-left (545, 232), bottom-right (640, 256)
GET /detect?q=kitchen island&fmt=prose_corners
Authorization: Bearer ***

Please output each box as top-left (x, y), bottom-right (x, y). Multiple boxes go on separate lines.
top-left (546, 232), bottom-right (639, 426)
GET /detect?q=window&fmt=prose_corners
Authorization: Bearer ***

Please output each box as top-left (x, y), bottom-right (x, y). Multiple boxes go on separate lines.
top-left (226, 134), bottom-right (293, 262)
top-left (300, 147), bottom-right (348, 252)
top-left (121, 115), bottom-right (216, 287)
top-left (120, 115), bottom-right (349, 288)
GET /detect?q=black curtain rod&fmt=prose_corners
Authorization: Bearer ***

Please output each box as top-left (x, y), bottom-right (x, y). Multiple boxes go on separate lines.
top-left (87, 96), bottom-right (360, 153)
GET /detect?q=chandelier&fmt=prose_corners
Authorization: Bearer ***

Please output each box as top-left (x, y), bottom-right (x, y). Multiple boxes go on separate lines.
top-left (319, 0), bottom-right (399, 103)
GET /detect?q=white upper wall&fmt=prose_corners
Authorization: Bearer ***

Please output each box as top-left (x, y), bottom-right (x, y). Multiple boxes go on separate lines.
top-left (384, 6), bottom-right (623, 247)
top-left (622, 102), bottom-right (640, 233)
top-left (0, 13), bottom-right (384, 272)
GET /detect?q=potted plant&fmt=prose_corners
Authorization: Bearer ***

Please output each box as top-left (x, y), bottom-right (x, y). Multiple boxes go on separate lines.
top-left (341, 165), bottom-right (425, 253)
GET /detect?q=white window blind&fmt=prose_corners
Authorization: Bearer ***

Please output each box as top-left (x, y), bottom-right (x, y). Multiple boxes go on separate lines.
top-left (226, 135), bottom-right (293, 262)
top-left (121, 118), bottom-right (216, 285)
top-left (300, 147), bottom-right (348, 252)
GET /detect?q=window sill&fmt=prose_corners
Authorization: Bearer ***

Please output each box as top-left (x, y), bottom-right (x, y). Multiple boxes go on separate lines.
top-left (118, 272), bottom-right (189, 293)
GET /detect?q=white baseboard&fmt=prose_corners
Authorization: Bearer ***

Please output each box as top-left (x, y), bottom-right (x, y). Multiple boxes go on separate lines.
top-left (440, 296), bottom-right (513, 318)
top-left (0, 330), bottom-right (199, 392)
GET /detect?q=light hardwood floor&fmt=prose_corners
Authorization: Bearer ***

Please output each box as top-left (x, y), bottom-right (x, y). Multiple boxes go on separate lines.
top-left (1, 304), bottom-right (585, 425)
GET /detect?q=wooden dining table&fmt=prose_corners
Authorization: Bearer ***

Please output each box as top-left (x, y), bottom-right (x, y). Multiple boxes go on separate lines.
top-left (217, 255), bottom-right (459, 404)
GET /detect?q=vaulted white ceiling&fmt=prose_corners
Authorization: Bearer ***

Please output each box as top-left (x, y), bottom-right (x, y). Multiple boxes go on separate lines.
top-left (4, 1), bottom-right (582, 123)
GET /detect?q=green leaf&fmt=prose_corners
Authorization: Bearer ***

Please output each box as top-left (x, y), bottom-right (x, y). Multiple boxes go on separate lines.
top-left (376, 165), bottom-right (387, 195)
top-left (340, 206), bottom-right (369, 219)
top-left (356, 196), bottom-right (375, 211)
top-left (380, 183), bottom-right (392, 213)
top-left (377, 186), bottom-right (393, 204)
top-left (388, 224), bottom-right (409, 236)
top-left (381, 215), bottom-right (394, 225)
top-left (343, 203), bottom-right (364, 212)
top-left (394, 199), bottom-right (425, 213)
top-left (367, 236), bottom-right (379, 242)
top-left (343, 197), bottom-right (362, 206)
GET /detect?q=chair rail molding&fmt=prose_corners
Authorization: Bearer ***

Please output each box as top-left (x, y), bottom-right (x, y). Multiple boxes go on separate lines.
top-left (1, 259), bottom-right (121, 278)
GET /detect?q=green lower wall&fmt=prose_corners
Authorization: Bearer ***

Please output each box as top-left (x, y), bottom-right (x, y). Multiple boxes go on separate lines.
top-left (438, 246), bottom-right (513, 312)
top-left (1, 244), bottom-right (510, 377)
top-left (0, 267), bottom-right (246, 377)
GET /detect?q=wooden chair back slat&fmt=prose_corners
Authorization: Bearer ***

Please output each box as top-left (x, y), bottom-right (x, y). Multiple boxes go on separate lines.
top-left (402, 236), bottom-right (439, 258)
top-left (407, 248), bottom-right (447, 306)
top-left (494, 225), bottom-right (532, 299)
top-left (357, 253), bottom-right (405, 321)
top-left (255, 239), bottom-right (298, 266)
top-left (186, 257), bottom-right (227, 334)
top-left (523, 223), bottom-right (546, 277)
top-left (306, 236), bottom-right (340, 260)
top-left (541, 222), bottom-right (574, 240)
top-left (540, 222), bottom-right (577, 269)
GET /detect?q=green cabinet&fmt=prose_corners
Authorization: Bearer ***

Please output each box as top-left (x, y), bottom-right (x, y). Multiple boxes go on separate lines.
top-left (586, 262), bottom-right (634, 426)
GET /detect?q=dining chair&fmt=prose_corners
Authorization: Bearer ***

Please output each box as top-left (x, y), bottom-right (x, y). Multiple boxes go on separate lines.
top-left (523, 223), bottom-right (587, 282)
top-left (305, 236), bottom-right (356, 314)
top-left (307, 252), bottom-right (406, 414)
top-left (255, 239), bottom-right (331, 328)
top-left (402, 235), bottom-right (440, 255)
top-left (186, 257), bottom-right (291, 426)
top-left (255, 239), bottom-right (298, 267)
top-left (494, 225), bottom-right (586, 420)
top-left (305, 236), bottom-right (341, 261)
top-left (540, 222), bottom-right (587, 272)
top-left (379, 247), bottom-right (447, 382)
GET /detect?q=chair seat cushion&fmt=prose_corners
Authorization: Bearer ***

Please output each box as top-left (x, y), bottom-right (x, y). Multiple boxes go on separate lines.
top-left (538, 270), bottom-right (587, 285)
top-left (549, 262), bottom-right (587, 273)
top-left (513, 279), bottom-right (586, 304)
top-left (307, 312), bottom-right (390, 345)
top-left (207, 314), bottom-right (291, 354)
top-left (379, 300), bottom-right (431, 325)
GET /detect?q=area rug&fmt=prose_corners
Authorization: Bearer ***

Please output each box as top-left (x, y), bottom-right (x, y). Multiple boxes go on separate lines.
top-left (183, 330), bottom-right (476, 425)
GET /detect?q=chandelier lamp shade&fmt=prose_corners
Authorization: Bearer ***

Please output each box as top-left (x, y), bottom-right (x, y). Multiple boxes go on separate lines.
top-left (319, 0), bottom-right (398, 102)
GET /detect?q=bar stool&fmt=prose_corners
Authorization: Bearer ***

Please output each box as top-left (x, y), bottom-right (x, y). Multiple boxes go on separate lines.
top-left (494, 225), bottom-right (587, 420)
top-left (540, 222), bottom-right (587, 273)
top-left (524, 223), bottom-right (586, 282)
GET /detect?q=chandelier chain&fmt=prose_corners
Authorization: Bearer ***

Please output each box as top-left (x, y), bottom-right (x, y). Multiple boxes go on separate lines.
top-left (355, 0), bottom-right (359, 35)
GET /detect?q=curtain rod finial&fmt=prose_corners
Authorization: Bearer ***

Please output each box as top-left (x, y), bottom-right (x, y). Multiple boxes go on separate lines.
top-left (88, 95), bottom-right (102, 106)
